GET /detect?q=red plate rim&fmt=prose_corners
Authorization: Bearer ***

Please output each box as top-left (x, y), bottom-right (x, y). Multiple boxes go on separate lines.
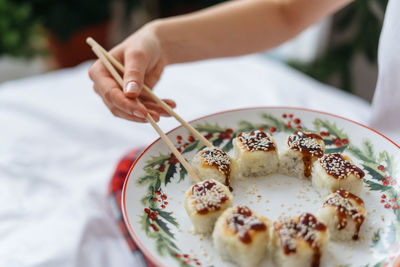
top-left (121, 106), bottom-right (399, 266)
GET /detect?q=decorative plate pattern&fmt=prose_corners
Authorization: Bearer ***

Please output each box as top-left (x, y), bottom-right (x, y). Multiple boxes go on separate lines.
top-left (122, 107), bottom-right (400, 267)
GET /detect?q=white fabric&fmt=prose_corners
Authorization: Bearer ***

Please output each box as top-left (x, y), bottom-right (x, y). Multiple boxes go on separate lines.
top-left (0, 55), bottom-right (370, 267)
top-left (370, 0), bottom-right (400, 144)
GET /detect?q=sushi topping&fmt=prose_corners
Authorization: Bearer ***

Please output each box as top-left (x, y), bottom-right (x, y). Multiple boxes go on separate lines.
top-left (288, 131), bottom-right (324, 157)
top-left (275, 213), bottom-right (326, 266)
top-left (238, 130), bottom-right (276, 152)
top-left (288, 131), bottom-right (324, 177)
top-left (192, 180), bottom-right (228, 214)
top-left (201, 147), bottom-right (231, 185)
top-left (227, 206), bottom-right (267, 243)
top-left (323, 190), bottom-right (365, 240)
top-left (320, 153), bottom-right (365, 179)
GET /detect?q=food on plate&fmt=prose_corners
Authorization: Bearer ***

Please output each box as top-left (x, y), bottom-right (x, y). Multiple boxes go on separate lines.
top-left (191, 147), bottom-right (232, 185)
top-left (312, 153), bottom-right (365, 196)
top-left (272, 212), bottom-right (328, 267)
top-left (213, 205), bottom-right (271, 267)
top-left (317, 189), bottom-right (366, 241)
top-left (279, 131), bottom-right (325, 179)
top-left (184, 179), bottom-right (233, 234)
top-left (232, 130), bottom-right (279, 177)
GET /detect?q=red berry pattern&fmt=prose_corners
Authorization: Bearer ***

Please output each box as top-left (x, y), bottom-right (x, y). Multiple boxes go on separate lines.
top-left (380, 194), bottom-right (399, 210)
top-left (320, 131), bottom-right (330, 136)
top-left (151, 189), bottom-right (169, 209)
top-left (175, 253), bottom-right (201, 265)
top-left (281, 113), bottom-right (303, 130)
top-left (217, 128), bottom-right (233, 140)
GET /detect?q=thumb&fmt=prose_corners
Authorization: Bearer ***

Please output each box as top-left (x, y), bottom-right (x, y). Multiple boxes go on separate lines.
top-left (123, 50), bottom-right (148, 98)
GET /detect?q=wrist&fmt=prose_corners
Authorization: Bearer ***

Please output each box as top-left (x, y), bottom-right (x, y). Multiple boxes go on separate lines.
top-left (146, 19), bottom-right (174, 66)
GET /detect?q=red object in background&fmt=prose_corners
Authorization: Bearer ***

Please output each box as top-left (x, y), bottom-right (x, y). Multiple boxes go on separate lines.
top-left (47, 22), bottom-right (110, 68)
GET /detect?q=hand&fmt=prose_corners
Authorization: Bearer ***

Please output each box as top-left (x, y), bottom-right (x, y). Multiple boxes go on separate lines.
top-left (394, 255), bottom-right (400, 267)
top-left (88, 22), bottom-right (176, 122)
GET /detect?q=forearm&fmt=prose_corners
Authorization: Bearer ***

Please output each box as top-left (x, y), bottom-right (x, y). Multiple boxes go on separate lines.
top-left (152, 0), bottom-right (352, 64)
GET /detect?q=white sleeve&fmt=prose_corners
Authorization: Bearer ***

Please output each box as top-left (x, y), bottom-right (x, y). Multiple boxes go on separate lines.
top-left (369, 0), bottom-right (400, 145)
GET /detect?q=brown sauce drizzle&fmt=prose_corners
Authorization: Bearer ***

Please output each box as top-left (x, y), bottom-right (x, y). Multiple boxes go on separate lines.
top-left (288, 131), bottom-right (324, 177)
top-left (274, 213), bottom-right (326, 267)
top-left (227, 206), bottom-right (266, 243)
top-left (201, 148), bottom-right (231, 186)
top-left (192, 180), bottom-right (228, 214)
top-left (324, 190), bottom-right (365, 240)
top-left (320, 153), bottom-right (365, 180)
top-left (238, 130), bottom-right (276, 152)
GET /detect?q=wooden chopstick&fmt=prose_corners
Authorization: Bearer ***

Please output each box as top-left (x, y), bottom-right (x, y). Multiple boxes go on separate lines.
top-left (90, 45), bottom-right (202, 183)
top-left (86, 37), bottom-right (213, 148)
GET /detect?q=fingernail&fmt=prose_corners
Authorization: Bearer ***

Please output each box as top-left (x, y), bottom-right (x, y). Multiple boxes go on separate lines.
top-left (125, 81), bottom-right (140, 94)
top-left (133, 111), bottom-right (145, 118)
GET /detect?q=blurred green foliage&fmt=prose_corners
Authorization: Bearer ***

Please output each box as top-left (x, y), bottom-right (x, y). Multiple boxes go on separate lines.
top-left (0, 0), bottom-right (225, 59)
top-left (0, 0), bottom-right (43, 58)
top-left (289, 0), bottom-right (388, 93)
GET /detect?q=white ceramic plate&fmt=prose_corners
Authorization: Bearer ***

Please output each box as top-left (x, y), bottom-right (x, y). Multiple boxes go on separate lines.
top-left (122, 107), bottom-right (400, 267)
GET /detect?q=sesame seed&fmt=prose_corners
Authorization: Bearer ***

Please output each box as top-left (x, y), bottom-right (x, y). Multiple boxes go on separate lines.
top-left (201, 147), bottom-right (231, 176)
top-left (319, 154), bottom-right (365, 179)
top-left (238, 130), bottom-right (275, 152)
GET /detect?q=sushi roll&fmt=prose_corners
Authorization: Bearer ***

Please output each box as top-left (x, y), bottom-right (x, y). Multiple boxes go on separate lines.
top-left (317, 190), bottom-right (366, 241)
top-left (191, 147), bottom-right (231, 185)
top-left (213, 205), bottom-right (270, 267)
top-left (232, 130), bottom-right (279, 177)
top-left (272, 213), bottom-right (328, 267)
top-left (311, 153), bottom-right (365, 196)
top-left (184, 179), bottom-right (233, 234)
top-left (279, 131), bottom-right (325, 179)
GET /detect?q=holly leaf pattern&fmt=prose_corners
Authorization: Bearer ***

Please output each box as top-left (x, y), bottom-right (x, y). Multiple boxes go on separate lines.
top-left (363, 140), bottom-right (375, 159)
top-left (146, 154), bottom-right (171, 168)
top-left (179, 164), bottom-right (187, 182)
top-left (326, 147), bottom-right (347, 154)
top-left (164, 163), bottom-right (177, 186)
top-left (371, 229), bottom-right (381, 247)
top-left (260, 113), bottom-right (289, 132)
top-left (157, 209), bottom-right (179, 227)
top-left (349, 145), bottom-right (376, 164)
top-left (155, 218), bottom-right (175, 238)
top-left (222, 133), bottom-right (236, 152)
top-left (314, 119), bottom-right (348, 140)
top-left (182, 140), bottom-right (199, 154)
top-left (195, 122), bottom-right (225, 133)
top-left (364, 180), bottom-right (386, 191)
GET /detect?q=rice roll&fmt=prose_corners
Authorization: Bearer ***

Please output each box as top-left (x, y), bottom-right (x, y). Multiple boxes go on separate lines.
top-left (191, 147), bottom-right (231, 186)
top-left (317, 189), bottom-right (366, 241)
top-left (279, 131), bottom-right (325, 179)
top-left (184, 179), bottom-right (233, 234)
top-left (213, 205), bottom-right (271, 267)
top-left (232, 130), bottom-right (279, 177)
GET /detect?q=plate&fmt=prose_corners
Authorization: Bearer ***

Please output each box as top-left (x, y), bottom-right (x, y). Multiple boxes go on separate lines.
top-left (122, 107), bottom-right (400, 267)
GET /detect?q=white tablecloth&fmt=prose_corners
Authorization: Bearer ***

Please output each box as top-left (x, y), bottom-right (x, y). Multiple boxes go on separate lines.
top-left (0, 55), bottom-right (371, 267)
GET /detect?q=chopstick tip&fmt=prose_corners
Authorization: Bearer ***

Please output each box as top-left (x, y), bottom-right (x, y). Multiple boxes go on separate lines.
top-left (86, 37), bottom-right (95, 47)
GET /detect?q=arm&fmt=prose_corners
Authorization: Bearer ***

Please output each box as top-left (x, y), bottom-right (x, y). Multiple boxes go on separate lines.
top-left (157, 0), bottom-right (352, 64)
top-left (88, 0), bottom-right (351, 122)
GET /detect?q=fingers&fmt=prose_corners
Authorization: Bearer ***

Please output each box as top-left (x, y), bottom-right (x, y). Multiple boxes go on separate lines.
top-left (123, 49), bottom-right (148, 98)
top-left (141, 99), bottom-right (177, 117)
top-left (89, 39), bottom-right (173, 123)
top-left (100, 94), bottom-right (147, 123)
top-left (93, 75), bottom-right (148, 116)
top-left (99, 91), bottom-right (160, 123)
top-left (144, 60), bottom-right (165, 89)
